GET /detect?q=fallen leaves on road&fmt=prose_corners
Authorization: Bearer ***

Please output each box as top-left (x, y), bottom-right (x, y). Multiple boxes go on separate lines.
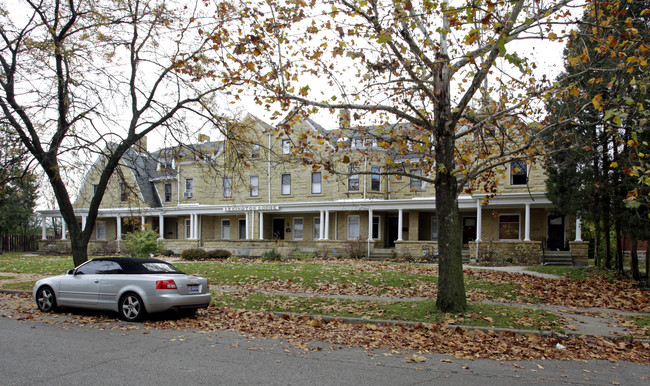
top-left (1, 292), bottom-right (649, 363)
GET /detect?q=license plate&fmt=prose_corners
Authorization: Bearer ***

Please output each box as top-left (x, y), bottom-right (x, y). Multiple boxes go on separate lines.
top-left (188, 285), bottom-right (199, 293)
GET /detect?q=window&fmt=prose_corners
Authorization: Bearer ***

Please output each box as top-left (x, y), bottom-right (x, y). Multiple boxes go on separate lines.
top-left (185, 219), bottom-right (191, 239)
top-left (371, 167), bottom-right (380, 191)
top-left (410, 169), bottom-right (422, 190)
top-left (251, 144), bottom-right (260, 158)
top-left (348, 166), bottom-right (359, 191)
top-left (499, 215), bottom-right (520, 240)
top-left (250, 176), bottom-right (259, 197)
top-left (164, 183), bottom-right (172, 202)
top-left (95, 221), bottom-right (106, 241)
top-left (185, 178), bottom-right (194, 197)
top-left (313, 217), bottom-right (321, 240)
top-left (281, 173), bottom-right (291, 195)
top-left (431, 215), bottom-right (438, 241)
top-left (75, 260), bottom-right (104, 275)
top-left (221, 220), bottom-right (230, 239)
top-left (223, 177), bottom-right (232, 198)
top-left (372, 216), bottom-right (380, 239)
top-left (281, 139), bottom-right (291, 154)
top-left (120, 183), bottom-right (128, 202)
top-left (293, 218), bottom-right (303, 240)
top-left (510, 160), bottom-right (527, 185)
top-left (311, 172), bottom-right (322, 194)
top-left (347, 215), bottom-right (360, 240)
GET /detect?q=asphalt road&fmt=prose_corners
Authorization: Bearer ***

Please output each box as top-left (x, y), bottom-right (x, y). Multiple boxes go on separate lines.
top-left (1, 316), bottom-right (649, 385)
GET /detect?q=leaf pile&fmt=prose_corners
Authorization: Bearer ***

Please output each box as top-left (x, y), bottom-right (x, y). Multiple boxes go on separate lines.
top-left (2, 292), bottom-right (649, 363)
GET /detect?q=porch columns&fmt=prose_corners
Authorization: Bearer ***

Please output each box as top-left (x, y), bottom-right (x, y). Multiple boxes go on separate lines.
top-left (397, 209), bottom-right (403, 241)
top-left (575, 214), bottom-right (582, 242)
top-left (319, 210), bottom-right (324, 240)
top-left (324, 210), bottom-right (330, 240)
top-left (368, 209), bottom-right (373, 241)
top-left (141, 216), bottom-right (146, 231)
top-left (158, 214), bottom-right (164, 239)
top-left (116, 215), bottom-right (122, 240)
top-left (41, 216), bottom-right (47, 240)
top-left (475, 199), bottom-right (482, 242)
top-left (250, 211), bottom-right (255, 240)
top-left (245, 212), bottom-right (250, 240)
top-left (524, 203), bottom-right (531, 242)
top-left (61, 218), bottom-right (67, 240)
top-left (82, 215), bottom-right (87, 232)
top-left (194, 214), bottom-right (200, 240)
top-left (259, 212), bottom-right (264, 240)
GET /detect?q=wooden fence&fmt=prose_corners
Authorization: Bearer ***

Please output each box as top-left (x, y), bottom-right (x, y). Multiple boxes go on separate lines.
top-left (0, 234), bottom-right (39, 252)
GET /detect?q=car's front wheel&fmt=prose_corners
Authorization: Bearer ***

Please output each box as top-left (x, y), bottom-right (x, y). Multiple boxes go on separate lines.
top-left (118, 292), bottom-right (145, 322)
top-left (36, 286), bottom-right (58, 313)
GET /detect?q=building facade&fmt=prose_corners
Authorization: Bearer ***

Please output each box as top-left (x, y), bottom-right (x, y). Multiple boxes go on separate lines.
top-left (38, 113), bottom-right (588, 264)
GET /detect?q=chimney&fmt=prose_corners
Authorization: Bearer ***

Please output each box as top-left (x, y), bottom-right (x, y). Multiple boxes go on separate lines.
top-left (339, 108), bottom-right (351, 129)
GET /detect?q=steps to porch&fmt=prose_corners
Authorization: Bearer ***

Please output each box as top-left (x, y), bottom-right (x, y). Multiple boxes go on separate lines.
top-left (542, 251), bottom-right (573, 266)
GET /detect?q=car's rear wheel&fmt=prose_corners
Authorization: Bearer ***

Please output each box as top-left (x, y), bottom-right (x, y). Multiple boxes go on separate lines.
top-left (36, 286), bottom-right (58, 313)
top-left (118, 292), bottom-right (145, 322)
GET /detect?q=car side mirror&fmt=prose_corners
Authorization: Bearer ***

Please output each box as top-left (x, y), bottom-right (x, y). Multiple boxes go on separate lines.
top-left (67, 269), bottom-right (75, 275)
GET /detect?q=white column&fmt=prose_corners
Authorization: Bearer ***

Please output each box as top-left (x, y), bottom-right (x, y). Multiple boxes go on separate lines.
top-left (61, 218), bottom-right (67, 240)
top-left (259, 212), bottom-right (264, 240)
top-left (476, 199), bottom-right (482, 242)
top-left (324, 210), bottom-right (330, 240)
top-left (82, 215), bottom-right (87, 232)
top-left (368, 209), bottom-right (373, 241)
top-left (41, 216), bottom-right (47, 240)
top-left (397, 209), bottom-right (403, 241)
top-left (319, 210), bottom-right (324, 240)
top-left (575, 214), bottom-right (582, 242)
top-left (524, 203), bottom-right (531, 242)
top-left (116, 215), bottom-right (122, 240)
top-left (158, 214), bottom-right (164, 239)
top-left (141, 216), bottom-right (146, 231)
top-left (251, 211), bottom-right (255, 240)
top-left (245, 212), bottom-right (250, 239)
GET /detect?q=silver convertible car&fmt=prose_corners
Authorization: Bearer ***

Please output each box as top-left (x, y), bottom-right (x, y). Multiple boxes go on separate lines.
top-left (33, 257), bottom-right (211, 322)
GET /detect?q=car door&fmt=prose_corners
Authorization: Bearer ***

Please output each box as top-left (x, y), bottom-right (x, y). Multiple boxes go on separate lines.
top-left (57, 260), bottom-right (103, 307)
top-left (97, 261), bottom-right (126, 307)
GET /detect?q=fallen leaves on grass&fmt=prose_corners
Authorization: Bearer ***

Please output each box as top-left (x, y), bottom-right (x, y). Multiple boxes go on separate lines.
top-left (2, 292), bottom-right (649, 363)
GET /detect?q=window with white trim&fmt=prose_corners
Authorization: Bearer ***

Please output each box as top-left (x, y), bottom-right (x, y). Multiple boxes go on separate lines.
top-left (371, 216), bottom-right (380, 239)
top-left (223, 177), bottom-right (232, 198)
top-left (185, 219), bottom-right (192, 239)
top-left (250, 176), bottom-right (259, 197)
top-left (281, 173), bottom-right (291, 195)
top-left (311, 172), bottom-right (322, 194)
top-left (348, 166), bottom-right (359, 191)
top-left (313, 217), bottom-right (321, 240)
top-left (293, 218), bottom-right (304, 240)
top-left (251, 144), bottom-right (260, 158)
top-left (164, 183), bottom-right (172, 202)
top-left (371, 167), bottom-right (380, 191)
top-left (95, 221), bottom-right (106, 241)
top-left (431, 215), bottom-right (438, 241)
top-left (185, 178), bottom-right (194, 196)
top-left (410, 169), bottom-right (422, 190)
top-left (347, 215), bottom-right (360, 240)
top-left (281, 139), bottom-right (291, 154)
top-left (510, 160), bottom-right (527, 185)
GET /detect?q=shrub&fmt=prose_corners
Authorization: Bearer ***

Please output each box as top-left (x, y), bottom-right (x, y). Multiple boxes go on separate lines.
top-left (343, 238), bottom-right (367, 259)
top-left (123, 230), bottom-right (160, 258)
top-left (515, 243), bottom-right (539, 265)
top-left (205, 249), bottom-right (232, 260)
top-left (160, 249), bottom-right (175, 257)
top-left (181, 248), bottom-right (207, 261)
top-left (260, 248), bottom-right (282, 261)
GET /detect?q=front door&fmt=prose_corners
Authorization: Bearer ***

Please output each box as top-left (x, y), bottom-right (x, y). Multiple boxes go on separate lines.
top-left (272, 218), bottom-right (285, 240)
top-left (547, 215), bottom-right (566, 250)
top-left (387, 217), bottom-right (399, 247)
top-left (462, 217), bottom-right (477, 246)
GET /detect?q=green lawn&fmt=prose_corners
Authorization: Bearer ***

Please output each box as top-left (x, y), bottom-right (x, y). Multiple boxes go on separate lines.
top-left (0, 253), bottom-right (74, 275)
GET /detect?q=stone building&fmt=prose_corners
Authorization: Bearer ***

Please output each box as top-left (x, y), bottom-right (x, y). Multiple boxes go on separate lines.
top-left (38, 112), bottom-right (588, 264)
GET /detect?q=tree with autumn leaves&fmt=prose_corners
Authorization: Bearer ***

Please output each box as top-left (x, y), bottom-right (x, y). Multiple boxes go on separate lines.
top-left (544, 0), bottom-right (649, 280)
top-left (192, 0), bottom-right (578, 311)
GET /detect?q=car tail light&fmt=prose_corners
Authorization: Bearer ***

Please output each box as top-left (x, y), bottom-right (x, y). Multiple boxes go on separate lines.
top-left (156, 279), bottom-right (177, 289)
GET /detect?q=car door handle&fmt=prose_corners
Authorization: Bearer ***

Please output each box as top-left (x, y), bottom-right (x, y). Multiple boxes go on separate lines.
top-left (94, 280), bottom-right (99, 283)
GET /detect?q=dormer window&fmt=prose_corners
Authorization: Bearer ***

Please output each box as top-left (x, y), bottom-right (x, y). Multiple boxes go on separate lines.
top-left (281, 139), bottom-right (291, 155)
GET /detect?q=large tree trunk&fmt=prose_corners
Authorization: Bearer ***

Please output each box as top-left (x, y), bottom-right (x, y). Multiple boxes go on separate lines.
top-left (630, 237), bottom-right (639, 281)
top-left (433, 51), bottom-right (466, 313)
